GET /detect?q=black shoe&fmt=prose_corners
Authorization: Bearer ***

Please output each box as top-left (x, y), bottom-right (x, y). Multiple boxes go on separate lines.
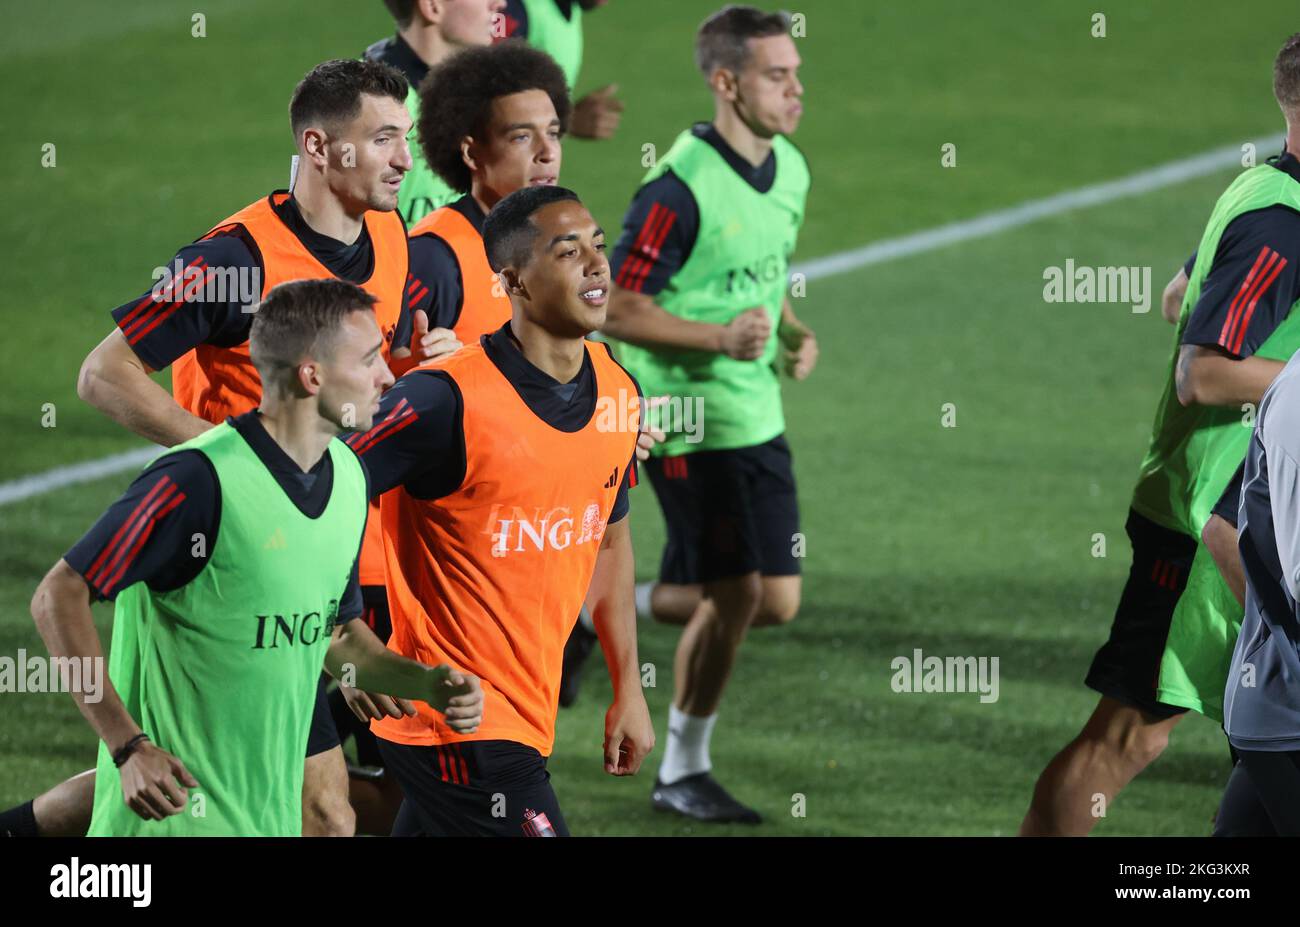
top-left (651, 773), bottom-right (762, 824)
top-left (558, 619), bottom-right (598, 708)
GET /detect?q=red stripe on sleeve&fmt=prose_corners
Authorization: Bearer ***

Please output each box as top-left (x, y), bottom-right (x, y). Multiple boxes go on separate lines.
top-left (98, 488), bottom-right (186, 596)
top-left (1219, 247), bottom-right (1276, 348)
top-left (1230, 255), bottom-right (1287, 355)
top-left (85, 477), bottom-right (174, 587)
top-left (624, 206), bottom-right (678, 293)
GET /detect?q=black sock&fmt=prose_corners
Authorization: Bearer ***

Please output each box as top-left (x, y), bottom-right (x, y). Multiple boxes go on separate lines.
top-left (0, 800), bottom-right (39, 837)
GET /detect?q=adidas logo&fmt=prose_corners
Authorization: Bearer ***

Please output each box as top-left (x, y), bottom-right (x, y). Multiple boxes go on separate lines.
top-left (263, 527), bottom-right (287, 550)
top-left (604, 467), bottom-right (619, 489)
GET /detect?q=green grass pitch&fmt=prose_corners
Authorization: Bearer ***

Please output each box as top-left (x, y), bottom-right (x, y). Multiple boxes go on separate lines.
top-left (1, 0), bottom-right (1296, 835)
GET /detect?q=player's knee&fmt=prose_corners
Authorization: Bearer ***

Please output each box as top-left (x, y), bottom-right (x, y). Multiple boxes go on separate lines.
top-left (303, 793), bottom-right (355, 837)
top-left (757, 584), bottom-right (801, 625)
top-left (711, 573), bottom-right (763, 629)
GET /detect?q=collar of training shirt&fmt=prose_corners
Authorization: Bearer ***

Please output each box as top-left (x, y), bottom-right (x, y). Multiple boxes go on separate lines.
top-left (450, 193), bottom-right (488, 236)
top-left (691, 121), bottom-right (777, 194)
top-left (482, 322), bottom-right (597, 432)
top-left (367, 33), bottom-right (429, 89)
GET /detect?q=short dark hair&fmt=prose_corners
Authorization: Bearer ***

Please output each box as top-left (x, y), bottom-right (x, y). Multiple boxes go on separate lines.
top-left (482, 185), bottom-right (582, 272)
top-left (695, 5), bottom-right (791, 77)
top-left (417, 41), bottom-right (571, 193)
top-left (382, 0), bottom-right (418, 28)
top-left (1275, 33), bottom-right (1300, 114)
top-left (289, 59), bottom-right (408, 138)
top-left (250, 280), bottom-right (378, 387)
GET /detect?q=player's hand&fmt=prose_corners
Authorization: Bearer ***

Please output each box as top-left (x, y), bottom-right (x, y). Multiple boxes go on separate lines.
top-left (118, 741), bottom-right (198, 821)
top-left (342, 685), bottom-right (418, 722)
top-left (779, 318), bottom-right (818, 380)
top-left (394, 309), bottom-right (461, 362)
top-left (635, 395), bottom-right (669, 461)
top-left (603, 693), bottom-right (654, 776)
top-left (425, 664), bottom-right (484, 734)
top-left (720, 307), bottom-right (772, 360)
top-left (569, 85), bottom-right (624, 140)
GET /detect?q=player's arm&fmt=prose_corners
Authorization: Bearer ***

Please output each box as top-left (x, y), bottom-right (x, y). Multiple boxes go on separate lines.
top-left (345, 368), bottom-right (465, 498)
top-left (77, 235), bottom-right (259, 447)
top-left (325, 620), bottom-right (482, 733)
top-left (31, 454), bottom-right (213, 820)
top-left (601, 173), bottom-right (769, 360)
top-left (586, 510), bottom-right (654, 776)
top-left (1161, 253), bottom-right (1195, 324)
top-left (1174, 209), bottom-right (1300, 408)
top-left (1175, 346), bottom-right (1284, 407)
top-left (1203, 461), bottom-right (1246, 607)
top-left (77, 329), bottom-right (211, 446)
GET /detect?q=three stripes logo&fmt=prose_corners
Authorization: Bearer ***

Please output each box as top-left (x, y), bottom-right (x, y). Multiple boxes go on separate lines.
top-left (604, 467), bottom-right (619, 489)
top-left (263, 527), bottom-right (287, 550)
top-left (85, 474), bottom-right (186, 598)
top-left (1150, 558), bottom-right (1181, 591)
top-left (1218, 245), bottom-right (1288, 355)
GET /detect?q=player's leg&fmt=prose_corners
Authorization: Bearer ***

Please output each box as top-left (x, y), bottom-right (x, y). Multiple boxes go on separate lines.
top-left (0, 768), bottom-right (95, 837)
top-left (302, 677), bottom-right (355, 837)
top-left (1213, 759), bottom-right (1278, 836)
top-left (637, 582), bottom-right (702, 625)
top-left (1020, 509), bottom-right (1196, 836)
top-left (329, 587), bottom-right (403, 835)
top-left (749, 437), bottom-right (803, 628)
top-left (651, 446), bottom-right (764, 823)
top-left (1226, 750), bottom-right (1300, 835)
top-left (1020, 696), bottom-right (1185, 835)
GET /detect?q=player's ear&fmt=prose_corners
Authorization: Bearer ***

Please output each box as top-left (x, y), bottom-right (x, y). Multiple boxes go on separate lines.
top-left (296, 360), bottom-right (324, 397)
top-left (498, 266), bottom-right (526, 298)
top-left (301, 127), bottom-right (330, 169)
top-left (418, 0), bottom-right (442, 26)
top-left (460, 136), bottom-right (479, 175)
top-left (708, 67), bottom-right (739, 102)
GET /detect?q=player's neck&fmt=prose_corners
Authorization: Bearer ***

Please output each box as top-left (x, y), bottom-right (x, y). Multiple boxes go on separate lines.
top-left (711, 109), bottom-right (773, 169)
top-left (1286, 122), bottom-right (1300, 158)
top-left (257, 403), bottom-right (335, 474)
top-left (509, 317), bottom-right (584, 383)
top-left (399, 22), bottom-right (457, 69)
top-left (470, 181), bottom-right (500, 219)
top-left (292, 173), bottom-right (366, 245)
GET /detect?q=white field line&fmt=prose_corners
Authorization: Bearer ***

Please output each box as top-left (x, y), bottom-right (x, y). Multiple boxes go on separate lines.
top-left (0, 134), bottom-right (1275, 508)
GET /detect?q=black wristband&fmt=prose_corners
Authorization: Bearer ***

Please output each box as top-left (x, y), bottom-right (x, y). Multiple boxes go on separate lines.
top-left (112, 733), bottom-right (150, 768)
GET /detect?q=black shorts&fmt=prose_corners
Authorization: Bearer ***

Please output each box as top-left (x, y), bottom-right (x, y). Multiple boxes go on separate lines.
top-left (644, 434), bottom-right (801, 585)
top-left (306, 676), bottom-right (341, 757)
top-left (377, 739), bottom-right (569, 837)
top-left (1084, 508), bottom-right (1196, 718)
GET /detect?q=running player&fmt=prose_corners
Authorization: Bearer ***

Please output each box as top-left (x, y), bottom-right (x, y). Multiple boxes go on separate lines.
top-left (1020, 33), bottom-right (1300, 836)
top-left (346, 185), bottom-right (654, 836)
top-left (11, 58), bottom-right (425, 839)
top-left (1216, 352), bottom-right (1300, 835)
top-left (405, 41), bottom-right (570, 344)
top-left (28, 279), bottom-right (482, 836)
top-left (498, 0), bottom-right (622, 140)
top-left (364, 0), bottom-right (506, 224)
top-left (598, 5), bottom-right (814, 823)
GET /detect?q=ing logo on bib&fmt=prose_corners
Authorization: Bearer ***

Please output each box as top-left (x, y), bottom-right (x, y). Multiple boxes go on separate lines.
top-left (486, 502), bottom-right (606, 557)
